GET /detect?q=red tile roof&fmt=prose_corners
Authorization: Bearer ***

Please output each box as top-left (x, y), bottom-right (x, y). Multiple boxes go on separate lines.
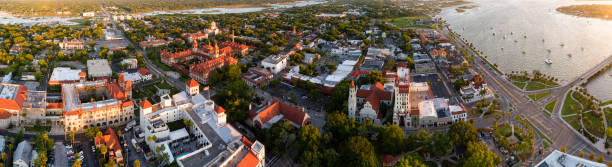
top-left (250, 100), bottom-right (309, 127)
top-left (187, 79), bottom-right (200, 88)
top-left (122, 101), bottom-right (134, 107)
top-left (137, 68), bottom-right (152, 76)
top-left (237, 152), bottom-right (260, 167)
top-left (47, 103), bottom-right (63, 109)
top-left (215, 106), bottom-right (225, 114)
top-left (95, 128), bottom-right (122, 156)
top-left (0, 84), bottom-right (27, 111)
top-left (355, 82), bottom-right (392, 112)
top-left (0, 109), bottom-right (10, 119)
top-left (107, 83), bottom-right (126, 100)
top-left (65, 110), bottom-right (79, 116)
top-left (382, 155), bottom-right (395, 164)
top-left (241, 136), bottom-right (253, 148)
top-left (140, 100), bottom-right (152, 109)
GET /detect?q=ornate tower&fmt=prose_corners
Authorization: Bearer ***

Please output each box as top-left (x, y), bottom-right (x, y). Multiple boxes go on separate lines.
top-left (214, 40), bottom-right (219, 56)
top-left (348, 80), bottom-right (357, 119)
top-left (192, 39), bottom-right (198, 52)
top-left (125, 81), bottom-right (132, 99)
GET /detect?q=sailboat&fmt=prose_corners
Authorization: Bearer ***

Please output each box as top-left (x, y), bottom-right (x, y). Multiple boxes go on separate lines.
top-left (545, 59), bottom-right (552, 64)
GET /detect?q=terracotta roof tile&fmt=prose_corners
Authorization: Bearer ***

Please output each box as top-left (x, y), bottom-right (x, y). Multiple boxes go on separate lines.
top-left (355, 82), bottom-right (392, 112)
top-left (237, 152), bottom-right (260, 167)
top-left (0, 109), bottom-right (10, 119)
top-left (250, 100), bottom-right (309, 126)
top-left (187, 79), bottom-right (200, 88)
top-left (140, 100), bottom-right (152, 109)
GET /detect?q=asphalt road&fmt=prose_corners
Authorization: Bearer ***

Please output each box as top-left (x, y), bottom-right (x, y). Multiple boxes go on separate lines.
top-left (442, 25), bottom-right (610, 160)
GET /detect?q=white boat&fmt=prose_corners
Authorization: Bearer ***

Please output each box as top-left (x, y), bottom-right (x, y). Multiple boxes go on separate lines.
top-left (545, 59), bottom-right (552, 64)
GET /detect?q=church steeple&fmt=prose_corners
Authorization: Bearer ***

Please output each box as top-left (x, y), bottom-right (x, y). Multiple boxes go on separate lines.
top-left (231, 30), bottom-right (235, 43)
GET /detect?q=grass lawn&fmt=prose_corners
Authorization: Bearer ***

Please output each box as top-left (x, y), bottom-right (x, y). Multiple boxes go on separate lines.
top-left (385, 16), bottom-right (433, 29)
top-left (525, 81), bottom-right (553, 91)
top-left (68, 18), bottom-right (91, 29)
top-left (563, 115), bottom-right (582, 132)
top-left (510, 75), bottom-right (530, 82)
top-left (545, 100), bottom-right (557, 112)
top-left (166, 119), bottom-right (186, 131)
top-left (533, 78), bottom-right (559, 87)
top-left (583, 111), bottom-right (604, 138)
top-left (497, 124), bottom-right (512, 137)
top-left (528, 92), bottom-right (552, 101)
top-left (562, 91), bottom-right (582, 115)
top-left (512, 81), bottom-right (526, 90)
top-left (601, 100), bottom-right (612, 107)
top-left (605, 108), bottom-right (612, 126)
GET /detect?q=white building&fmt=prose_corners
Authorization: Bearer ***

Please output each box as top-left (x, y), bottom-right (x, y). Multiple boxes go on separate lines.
top-left (87, 59), bottom-right (113, 78)
top-left (82, 12), bottom-right (95, 17)
top-left (348, 81), bottom-right (392, 125)
top-left (536, 150), bottom-right (606, 167)
top-left (49, 67), bottom-right (83, 85)
top-left (392, 65), bottom-right (412, 127)
top-left (138, 80), bottom-right (265, 167)
top-left (261, 55), bottom-right (288, 74)
top-left (138, 68), bottom-right (153, 81)
top-left (13, 141), bottom-right (32, 167)
top-left (120, 59), bottom-right (138, 69)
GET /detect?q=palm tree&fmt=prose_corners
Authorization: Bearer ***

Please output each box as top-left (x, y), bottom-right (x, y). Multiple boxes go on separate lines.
top-left (96, 131), bottom-right (103, 139)
top-left (69, 131), bottom-right (75, 145)
top-left (100, 145), bottom-right (108, 159)
top-left (134, 160), bottom-right (141, 167)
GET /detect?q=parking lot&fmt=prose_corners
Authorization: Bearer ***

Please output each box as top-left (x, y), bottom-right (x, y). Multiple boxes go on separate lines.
top-left (412, 74), bottom-right (451, 99)
top-left (54, 142), bottom-right (68, 167)
top-left (124, 127), bottom-right (154, 167)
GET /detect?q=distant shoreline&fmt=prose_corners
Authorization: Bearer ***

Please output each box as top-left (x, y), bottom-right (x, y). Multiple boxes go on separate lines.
top-left (0, 0), bottom-right (303, 17)
top-left (556, 4), bottom-right (612, 20)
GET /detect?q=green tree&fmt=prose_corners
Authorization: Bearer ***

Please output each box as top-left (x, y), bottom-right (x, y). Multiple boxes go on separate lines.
top-left (377, 124), bottom-right (405, 155)
top-left (295, 125), bottom-right (323, 166)
top-left (448, 120), bottom-right (477, 146)
top-left (227, 65), bottom-right (242, 80)
top-left (395, 153), bottom-right (427, 167)
top-left (342, 136), bottom-right (378, 167)
top-left (463, 141), bottom-right (500, 167)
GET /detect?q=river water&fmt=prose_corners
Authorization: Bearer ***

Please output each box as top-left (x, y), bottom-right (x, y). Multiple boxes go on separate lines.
top-left (438, 0), bottom-right (612, 101)
top-left (0, 0), bottom-right (326, 25)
